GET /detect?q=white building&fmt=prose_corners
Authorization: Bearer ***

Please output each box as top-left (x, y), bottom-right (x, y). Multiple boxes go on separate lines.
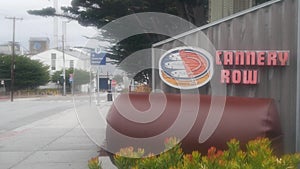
top-left (30, 48), bottom-right (90, 75)
top-left (30, 48), bottom-right (90, 91)
top-left (30, 47), bottom-right (117, 92)
top-left (0, 42), bottom-right (27, 55)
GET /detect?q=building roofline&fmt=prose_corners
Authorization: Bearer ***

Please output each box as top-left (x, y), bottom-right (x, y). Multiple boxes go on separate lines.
top-left (29, 37), bottom-right (50, 42)
top-left (152, 0), bottom-right (282, 47)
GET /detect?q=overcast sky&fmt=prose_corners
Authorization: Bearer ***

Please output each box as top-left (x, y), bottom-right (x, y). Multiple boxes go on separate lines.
top-left (0, 0), bottom-right (98, 51)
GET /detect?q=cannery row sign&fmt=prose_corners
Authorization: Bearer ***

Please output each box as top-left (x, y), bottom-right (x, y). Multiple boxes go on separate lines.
top-left (159, 47), bottom-right (213, 90)
top-left (216, 50), bottom-right (289, 84)
top-left (159, 47), bottom-right (290, 89)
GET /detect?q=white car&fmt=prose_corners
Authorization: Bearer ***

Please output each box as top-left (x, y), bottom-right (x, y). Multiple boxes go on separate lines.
top-left (116, 85), bottom-right (123, 92)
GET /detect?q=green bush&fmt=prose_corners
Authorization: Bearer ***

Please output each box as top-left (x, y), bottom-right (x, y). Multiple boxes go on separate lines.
top-left (113, 137), bottom-right (300, 169)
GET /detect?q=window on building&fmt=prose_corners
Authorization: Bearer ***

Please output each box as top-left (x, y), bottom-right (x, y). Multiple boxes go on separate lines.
top-left (70, 60), bottom-right (74, 69)
top-left (51, 53), bottom-right (56, 70)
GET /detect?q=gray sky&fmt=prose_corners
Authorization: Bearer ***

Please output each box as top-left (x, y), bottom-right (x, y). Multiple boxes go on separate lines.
top-left (0, 0), bottom-right (98, 51)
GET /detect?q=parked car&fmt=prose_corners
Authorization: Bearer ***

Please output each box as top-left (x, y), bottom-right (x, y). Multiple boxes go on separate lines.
top-left (115, 85), bottom-right (123, 92)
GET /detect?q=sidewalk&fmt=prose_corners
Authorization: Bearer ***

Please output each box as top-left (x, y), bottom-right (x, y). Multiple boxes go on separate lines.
top-left (0, 99), bottom-right (116, 169)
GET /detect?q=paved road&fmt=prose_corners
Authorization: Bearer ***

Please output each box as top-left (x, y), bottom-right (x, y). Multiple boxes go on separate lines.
top-left (0, 98), bottom-right (73, 133)
top-left (0, 94), bottom-right (116, 169)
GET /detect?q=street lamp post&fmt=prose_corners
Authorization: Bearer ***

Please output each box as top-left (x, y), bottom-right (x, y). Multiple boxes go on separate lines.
top-left (61, 20), bottom-right (71, 96)
top-left (96, 67), bottom-right (100, 105)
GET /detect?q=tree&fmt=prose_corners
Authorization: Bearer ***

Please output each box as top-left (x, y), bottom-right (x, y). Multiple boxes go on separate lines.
top-left (28, 0), bottom-right (270, 29)
top-left (0, 55), bottom-right (10, 80)
top-left (51, 70), bottom-right (63, 85)
top-left (73, 69), bottom-right (91, 86)
top-left (0, 55), bottom-right (50, 90)
top-left (28, 0), bottom-right (208, 27)
top-left (28, 0), bottom-right (269, 84)
top-left (28, 0), bottom-right (210, 84)
top-left (51, 68), bottom-right (90, 88)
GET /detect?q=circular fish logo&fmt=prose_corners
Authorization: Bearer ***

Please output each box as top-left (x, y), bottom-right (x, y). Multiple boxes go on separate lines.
top-left (159, 47), bottom-right (213, 89)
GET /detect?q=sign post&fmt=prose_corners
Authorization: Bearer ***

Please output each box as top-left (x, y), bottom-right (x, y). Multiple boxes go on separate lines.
top-left (69, 74), bottom-right (73, 95)
top-left (90, 51), bottom-right (106, 104)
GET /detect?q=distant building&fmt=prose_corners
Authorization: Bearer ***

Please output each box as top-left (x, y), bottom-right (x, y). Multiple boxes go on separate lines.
top-left (30, 48), bottom-right (90, 75)
top-left (0, 42), bottom-right (23, 55)
top-left (29, 37), bottom-right (50, 55)
top-left (30, 48), bottom-right (91, 91)
top-left (209, 0), bottom-right (254, 22)
top-left (30, 47), bottom-right (116, 92)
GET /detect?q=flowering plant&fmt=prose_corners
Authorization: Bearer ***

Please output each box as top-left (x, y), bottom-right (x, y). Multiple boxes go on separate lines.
top-left (114, 146), bottom-right (145, 169)
top-left (113, 137), bottom-right (300, 169)
top-left (88, 156), bottom-right (102, 169)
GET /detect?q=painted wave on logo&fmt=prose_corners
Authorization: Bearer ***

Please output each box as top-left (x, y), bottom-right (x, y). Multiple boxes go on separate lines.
top-left (159, 47), bottom-right (213, 89)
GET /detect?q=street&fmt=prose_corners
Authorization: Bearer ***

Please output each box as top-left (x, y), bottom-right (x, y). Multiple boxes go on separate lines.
top-left (0, 94), bottom-right (116, 169)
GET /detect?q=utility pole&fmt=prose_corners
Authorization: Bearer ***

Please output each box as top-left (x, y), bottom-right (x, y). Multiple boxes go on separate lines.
top-left (53, 0), bottom-right (59, 48)
top-left (62, 35), bottom-right (66, 96)
top-left (5, 16), bottom-right (23, 102)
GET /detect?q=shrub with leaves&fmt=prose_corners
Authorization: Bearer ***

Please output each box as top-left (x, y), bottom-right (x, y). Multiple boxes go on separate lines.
top-left (113, 137), bottom-right (300, 169)
top-left (114, 146), bottom-right (145, 169)
top-left (114, 137), bottom-right (182, 169)
top-left (88, 157), bottom-right (102, 169)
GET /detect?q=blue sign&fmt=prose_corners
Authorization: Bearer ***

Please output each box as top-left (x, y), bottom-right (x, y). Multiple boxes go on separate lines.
top-left (91, 52), bottom-right (106, 65)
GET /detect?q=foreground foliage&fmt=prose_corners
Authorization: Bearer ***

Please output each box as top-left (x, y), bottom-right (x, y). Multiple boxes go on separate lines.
top-left (88, 157), bottom-right (102, 169)
top-left (113, 137), bottom-right (300, 169)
